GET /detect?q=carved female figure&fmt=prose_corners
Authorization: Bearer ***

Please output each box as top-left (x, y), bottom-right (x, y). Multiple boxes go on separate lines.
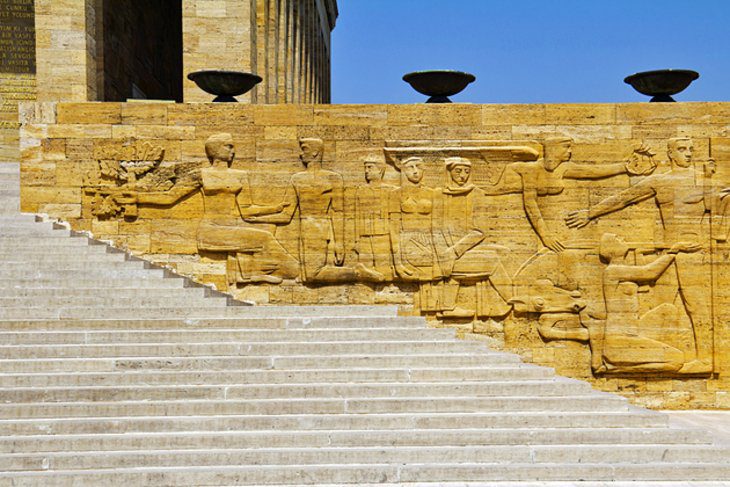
top-left (388, 157), bottom-right (439, 283)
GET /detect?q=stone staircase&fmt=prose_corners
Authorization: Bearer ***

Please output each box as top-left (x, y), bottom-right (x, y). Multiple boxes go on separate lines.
top-left (1, 162), bottom-right (729, 485)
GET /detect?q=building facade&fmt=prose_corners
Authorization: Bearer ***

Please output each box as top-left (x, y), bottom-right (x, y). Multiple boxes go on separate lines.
top-left (0, 0), bottom-right (338, 160)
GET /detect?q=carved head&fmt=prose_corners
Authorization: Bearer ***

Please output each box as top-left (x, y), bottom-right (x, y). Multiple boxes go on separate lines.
top-left (667, 137), bottom-right (693, 168)
top-left (363, 156), bottom-right (385, 183)
top-left (205, 133), bottom-right (235, 167)
top-left (543, 137), bottom-right (573, 171)
top-left (445, 157), bottom-right (472, 187)
top-left (599, 233), bottom-right (629, 264)
top-left (401, 157), bottom-right (425, 185)
top-left (299, 138), bottom-right (324, 167)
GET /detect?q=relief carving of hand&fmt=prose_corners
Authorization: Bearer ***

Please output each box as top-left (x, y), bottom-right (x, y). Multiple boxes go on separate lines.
top-left (541, 234), bottom-right (565, 253)
top-left (668, 242), bottom-right (702, 254)
top-left (565, 209), bottom-right (591, 229)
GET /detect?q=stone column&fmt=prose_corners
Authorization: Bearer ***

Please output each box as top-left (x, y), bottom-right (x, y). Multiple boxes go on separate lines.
top-left (35, 0), bottom-right (98, 101)
top-left (285, 0), bottom-right (295, 103)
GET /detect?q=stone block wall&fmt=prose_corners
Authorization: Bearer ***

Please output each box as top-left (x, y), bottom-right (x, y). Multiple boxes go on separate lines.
top-left (18, 100), bottom-right (730, 409)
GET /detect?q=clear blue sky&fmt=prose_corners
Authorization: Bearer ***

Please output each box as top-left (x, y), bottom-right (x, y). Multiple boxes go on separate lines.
top-left (331, 0), bottom-right (730, 104)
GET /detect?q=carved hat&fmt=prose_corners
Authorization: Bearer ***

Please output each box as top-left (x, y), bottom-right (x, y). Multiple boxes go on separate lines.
top-left (394, 156), bottom-right (424, 172)
top-left (444, 156), bottom-right (472, 170)
top-left (363, 155), bottom-right (384, 166)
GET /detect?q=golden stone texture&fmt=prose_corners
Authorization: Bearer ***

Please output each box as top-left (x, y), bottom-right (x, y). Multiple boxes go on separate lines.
top-left (18, 100), bottom-right (730, 409)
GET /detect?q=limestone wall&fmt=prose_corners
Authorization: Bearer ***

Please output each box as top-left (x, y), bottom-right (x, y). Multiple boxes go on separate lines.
top-left (18, 100), bottom-right (730, 409)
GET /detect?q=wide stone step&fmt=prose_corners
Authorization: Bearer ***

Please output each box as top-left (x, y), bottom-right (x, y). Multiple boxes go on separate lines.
top-left (0, 380), bottom-right (591, 402)
top-left (0, 396), bottom-right (630, 420)
top-left (0, 214), bottom-right (33, 221)
top-left (0, 411), bottom-right (667, 436)
top-left (0, 352), bottom-right (522, 373)
top-left (0, 229), bottom-right (71, 238)
top-left (0, 252), bottom-right (126, 263)
top-left (0, 202), bottom-right (19, 214)
top-left (0, 278), bottom-right (186, 289)
top-left (0, 268), bottom-right (166, 279)
top-left (0, 340), bottom-right (494, 359)
top-left (3, 444), bottom-right (729, 473)
top-left (0, 287), bottom-right (208, 299)
top-left (0, 238), bottom-right (88, 247)
top-left (0, 306), bottom-right (252, 320)
top-left (0, 327), bottom-right (456, 345)
top-left (0, 296), bottom-right (227, 308)
top-left (0, 427), bottom-right (706, 453)
top-left (0, 248), bottom-right (116, 260)
top-left (0, 316), bottom-right (415, 331)
top-left (0, 261), bottom-right (149, 272)
top-left (5, 463), bottom-right (730, 485)
top-left (0, 366), bottom-right (552, 388)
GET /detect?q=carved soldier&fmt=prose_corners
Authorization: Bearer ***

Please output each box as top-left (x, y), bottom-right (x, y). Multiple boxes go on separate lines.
top-left (246, 138), bottom-right (356, 283)
top-left (598, 233), bottom-right (700, 374)
top-left (354, 156), bottom-right (396, 282)
top-left (567, 137), bottom-right (720, 374)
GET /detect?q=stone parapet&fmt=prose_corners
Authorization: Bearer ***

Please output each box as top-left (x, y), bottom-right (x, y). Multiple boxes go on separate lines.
top-left (18, 100), bottom-right (730, 409)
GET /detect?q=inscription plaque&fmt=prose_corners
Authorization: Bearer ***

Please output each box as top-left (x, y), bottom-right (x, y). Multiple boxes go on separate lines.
top-left (0, 0), bottom-right (35, 74)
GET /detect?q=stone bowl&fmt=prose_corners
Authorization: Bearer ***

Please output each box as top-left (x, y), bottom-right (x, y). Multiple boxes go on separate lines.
top-left (187, 70), bottom-right (263, 102)
top-left (402, 70), bottom-right (476, 103)
top-left (624, 69), bottom-right (699, 102)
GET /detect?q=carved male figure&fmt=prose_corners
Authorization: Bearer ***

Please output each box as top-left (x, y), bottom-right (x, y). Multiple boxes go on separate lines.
top-left (137, 133), bottom-right (298, 287)
top-left (354, 156), bottom-right (396, 281)
top-left (432, 157), bottom-right (512, 318)
top-left (567, 137), bottom-right (718, 374)
top-left (598, 233), bottom-right (700, 374)
top-left (490, 137), bottom-right (647, 252)
top-left (246, 138), bottom-right (353, 283)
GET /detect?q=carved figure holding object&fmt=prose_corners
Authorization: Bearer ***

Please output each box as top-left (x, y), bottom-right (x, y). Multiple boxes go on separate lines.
top-left (567, 138), bottom-right (716, 374)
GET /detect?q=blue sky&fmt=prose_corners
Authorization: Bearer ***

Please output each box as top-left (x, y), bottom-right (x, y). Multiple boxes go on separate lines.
top-left (331, 0), bottom-right (730, 104)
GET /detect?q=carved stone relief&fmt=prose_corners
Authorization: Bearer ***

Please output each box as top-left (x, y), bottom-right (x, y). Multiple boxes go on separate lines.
top-left (79, 134), bottom-right (725, 379)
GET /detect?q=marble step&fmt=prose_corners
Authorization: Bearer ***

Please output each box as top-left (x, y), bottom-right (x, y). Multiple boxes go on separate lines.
top-left (0, 427), bottom-right (705, 453)
top-left (0, 353), bottom-right (523, 373)
top-left (0, 410), bottom-right (667, 435)
top-left (0, 237), bottom-right (99, 247)
top-left (0, 296), bottom-right (228, 308)
top-left (0, 252), bottom-right (128, 263)
top-left (0, 287), bottom-right (211, 299)
top-left (0, 306), bottom-right (262, 320)
top-left (4, 463), bottom-right (730, 485)
top-left (0, 340), bottom-right (494, 359)
top-left (0, 261), bottom-right (152, 271)
top-left (0, 278), bottom-right (187, 289)
top-left (0, 316), bottom-right (417, 331)
top-left (3, 444), bottom-right (729, 472)
top-left (0, 366), bottom-right (553, 388)
top-left (0, 396), bottom-right (630, 419)
top-left (0, 268), bottom-right (167, 279)
top-left (0, 380), bottom-right (592, 402)
top-left (0, 327), bottom-right (457, 345)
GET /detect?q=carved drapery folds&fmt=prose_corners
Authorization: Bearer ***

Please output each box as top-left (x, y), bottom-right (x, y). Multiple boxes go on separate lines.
top-left (78, 134), bottom-right (728, 380)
